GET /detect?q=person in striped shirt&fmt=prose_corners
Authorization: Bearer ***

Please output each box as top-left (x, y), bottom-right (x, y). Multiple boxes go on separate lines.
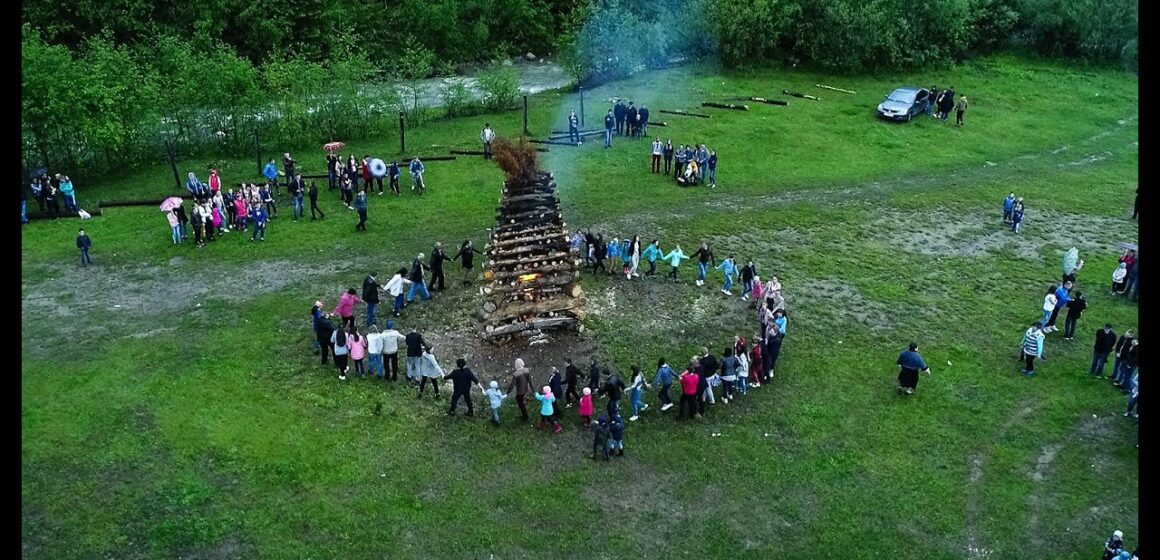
top-left (1020, 321), bottom-right (1046, 376)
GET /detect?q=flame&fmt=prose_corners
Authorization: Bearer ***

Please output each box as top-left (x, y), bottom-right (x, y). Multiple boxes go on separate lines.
top-left (518, 273), bottom-right (541, 283)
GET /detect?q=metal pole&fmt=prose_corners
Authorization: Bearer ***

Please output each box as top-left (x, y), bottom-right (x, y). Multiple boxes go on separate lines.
top-left (523, 95), bottom-right (529, 136)
top-left (166, 139), bottom-right (181, 191)
top-left (399, 112), bottom-right (406, 154)
top-left (579, 86), bottom-right (585, 127)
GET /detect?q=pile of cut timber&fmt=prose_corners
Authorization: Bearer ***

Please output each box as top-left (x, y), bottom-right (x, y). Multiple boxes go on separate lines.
top-left (481, 170), bottom-right (584, 342)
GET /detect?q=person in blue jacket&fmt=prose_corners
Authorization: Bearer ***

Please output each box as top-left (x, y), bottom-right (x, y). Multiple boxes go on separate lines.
top-left (603, 110), bottom-right (615, 148)
top-left (187, 172), bottom-right (207, 199)
top-left (1044, 281), bottom-right (1072, 333)
top-left (642, 239), bottom-right (663, 277)
top-left (262, 159), bottom-right (279, 194)
top-left (1002, 192), bottom-right (1016, 223)
top-left (606, 237), bottom-right (621, 276)
top-left (716, 255), bottom-right (737, 295)
top-left (409, 157), bottom-right (425, 194)
top-left (388, 160), bottom-right (401, 196)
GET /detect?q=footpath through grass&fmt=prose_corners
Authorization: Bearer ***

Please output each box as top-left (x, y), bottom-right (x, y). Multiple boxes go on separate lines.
top-left (22, 56), bottom-right (1139, 559)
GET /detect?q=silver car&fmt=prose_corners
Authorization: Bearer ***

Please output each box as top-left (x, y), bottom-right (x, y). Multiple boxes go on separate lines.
top-left (876, 87), bottom-right (931, 122)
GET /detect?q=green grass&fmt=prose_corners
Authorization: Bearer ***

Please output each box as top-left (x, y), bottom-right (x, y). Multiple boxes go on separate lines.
top-left (22, 55), bottom-right (1138, 559)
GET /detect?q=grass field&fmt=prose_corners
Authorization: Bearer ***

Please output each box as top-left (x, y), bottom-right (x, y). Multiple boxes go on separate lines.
top-left (21, 55), bottom-right (1139, 559)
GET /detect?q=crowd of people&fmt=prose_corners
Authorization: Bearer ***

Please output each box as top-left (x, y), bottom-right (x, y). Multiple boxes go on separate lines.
top-left (25, 172), bottom-right (79, 221)
top-left (649, 139), bottom-right (718, 187)
top-left (926, 84), bottom-right (969, 127)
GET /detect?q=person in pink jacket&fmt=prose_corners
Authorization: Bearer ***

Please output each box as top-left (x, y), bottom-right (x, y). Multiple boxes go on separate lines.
top-left (166, 210), bottom-right (181, 245)
top-left (233, 196), bottom-right (249, 231)
top-left (579, 387), bottom-right (594, 426)
top-left (347, 325), bottom-right (368, 379)
top-left (333, 288), bottom-right (364, 330)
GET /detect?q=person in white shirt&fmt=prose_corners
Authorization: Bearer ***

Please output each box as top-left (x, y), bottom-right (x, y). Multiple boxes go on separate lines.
top-left (650, 138), bottom-right (663, 174)
top-left (481, 123), bottom-right (496, 160)
top-left (384, 266), bottom-right (413, 318)
top-left (366, 326), bottom-right (385, 379)
top-left (380, 319), bottom-right (407, 381)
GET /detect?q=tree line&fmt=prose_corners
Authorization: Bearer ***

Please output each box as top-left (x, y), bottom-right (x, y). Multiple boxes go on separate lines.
top-left (21, 0), bottom-right (1136, 184)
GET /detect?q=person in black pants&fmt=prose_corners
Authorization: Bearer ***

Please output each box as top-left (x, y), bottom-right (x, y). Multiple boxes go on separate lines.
top-left (588, 357), bottom-right (602, 393)
top-left (429, 242), bottom-right (453, 291)
top-left (314, 309), bottom-right (336, 365)
top-left (1062, 291), bottom-right (1086, 340)
top-left (308, 181), bottom-right (325, 220)
top-left (445, 358), bottom-right (480, 416)
top-left (547, 367), bottom-right (565, 421)
top-left (764, 315), bottom-right (784, 382)
top-left (663, 140), bottom-right (674, 175)
top-left (1090, 323), bottom-right (1117, 377)
top-left (614, 100), bottom-right (626, 136)
top-left (599, 369), bottom-right (626, 419)
top-left (564, 358), bottom-right (582, 407)
top-left (1133, 187), bottom-right (1139, 219)
top-left (591, 234), bottom-right (608, 275)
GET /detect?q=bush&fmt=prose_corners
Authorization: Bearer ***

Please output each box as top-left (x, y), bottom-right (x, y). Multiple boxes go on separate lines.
top-left (477, 63), bottom-right (520, 111)
top-left (440, 78), bottom-right (476, 118)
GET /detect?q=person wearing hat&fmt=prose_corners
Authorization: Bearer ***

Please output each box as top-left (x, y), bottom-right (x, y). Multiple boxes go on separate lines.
top-left (444, 357), bottom-right (481, 416)
top-left (407, 253), bottom-right (432, 303)
top-left (534, 385), bottom-right (563, 432)
top-left (1103, 530), bottom-right (1125, 560)
top-left (483, 380), bottom-right (508, 426)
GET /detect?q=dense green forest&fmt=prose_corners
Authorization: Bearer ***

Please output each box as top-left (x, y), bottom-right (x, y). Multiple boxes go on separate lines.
top-left (21, 0), bottom-right (1136, 182)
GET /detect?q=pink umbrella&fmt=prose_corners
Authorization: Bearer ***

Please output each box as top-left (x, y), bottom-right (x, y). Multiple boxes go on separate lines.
top-left (159, 197), bottom-right (183, 212)
top-left (323, 141), bottom-right (345, 152)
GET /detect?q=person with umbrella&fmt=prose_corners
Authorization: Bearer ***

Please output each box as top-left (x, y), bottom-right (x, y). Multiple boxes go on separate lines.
top-left (160, 198), bottom-right (183, 244)
top-left (896, 341), bottom-right (931, 395)
top-left (369, 158), bottom-right (387, 194)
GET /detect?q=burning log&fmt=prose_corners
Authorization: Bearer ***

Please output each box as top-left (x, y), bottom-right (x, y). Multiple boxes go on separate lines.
top-left (483, 138), bottom-right (584, 342)
top-left (702, 101), bottom-right (749, 111)
top-left (658, 109), bottom-right (711, 119)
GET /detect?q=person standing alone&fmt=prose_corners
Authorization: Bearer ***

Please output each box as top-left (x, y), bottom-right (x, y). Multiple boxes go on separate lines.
top-left (604, 110), bottom-right (615, 148)
top-left (1090, 323), bottom-right (1117, 377)
top-left (76, 228), bottom-right (92, 267)
top-left (954, 94), bottom-right (968, 127)
top-left (481, 123), bottom-right (496, 160)
top-left (651, 137), bottom-right (663, 174)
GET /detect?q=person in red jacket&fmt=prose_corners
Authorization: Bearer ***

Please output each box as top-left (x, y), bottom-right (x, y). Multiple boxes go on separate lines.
top-left (678, 361), bottom-right (701, 421)
top-left (361, 155), bottom-right (375, 194)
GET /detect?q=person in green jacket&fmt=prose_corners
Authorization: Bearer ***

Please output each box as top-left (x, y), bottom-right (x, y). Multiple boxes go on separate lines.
top-left (662, 245), bottom-right (689, 282)
top-left (642, 240), bottom-right (663, 277)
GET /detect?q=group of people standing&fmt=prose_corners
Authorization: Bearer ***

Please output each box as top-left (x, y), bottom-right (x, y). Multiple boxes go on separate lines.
top-left (927, 84), bottom-right (968, 127)
top-left (649, 139), bottom-right (718, 187)
top-left (1002, 192), bottom-right (1027, 234)
top-left (601, 100), bottom-right (650, 148)
top-left (26, 172), bottom-right (78, 220)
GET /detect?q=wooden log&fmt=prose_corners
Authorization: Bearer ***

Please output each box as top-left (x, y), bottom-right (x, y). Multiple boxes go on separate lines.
top-left (816, 84), bottom-right (856, 94)
top-left (497, 208), bottom-right (561, 223)
top-left (489, 232), bottom-right (569, 249)
top-left (648, 121), bottom-right (668, 127)
top-left (549, 129), bottom-right (600, 135)
top-left (502, 192), bottom-right (560, 205)
top-left (702, 101), bottom-right (749, 111)
top-left (527, 139), bottom-right (578, 147)
top-left (748, 97), bottom-right (789, 106)
top-left (658, 109), bottom-right (711, 119)
top-left (487, 249), bottom-right (572, 267)
top-left (491, 263), bottom-right (578, 280)
top-left (566, 282), bottom-right (582, 298)
top-left (449, 150), bottom-right (486, 155)
top-left (485, 317), bottom-right (579, 337)
top-left (783, 90), bottom-right (820, 101)
top-left (488, 299), bottom-right (581, 322)
top-left (494, 215), bottom-right (563, 232)
top-left (491, 223), bottom-right (565, 240)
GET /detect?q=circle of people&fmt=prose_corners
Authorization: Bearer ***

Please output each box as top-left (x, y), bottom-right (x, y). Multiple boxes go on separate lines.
top-left (306, 235), bottom-right (789, 460)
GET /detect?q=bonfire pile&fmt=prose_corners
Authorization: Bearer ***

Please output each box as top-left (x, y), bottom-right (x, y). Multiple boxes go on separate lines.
top-left (481, 139), bottom-right (584, 342)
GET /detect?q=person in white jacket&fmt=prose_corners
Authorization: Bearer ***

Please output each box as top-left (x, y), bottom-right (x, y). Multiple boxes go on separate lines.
top-left (481, 123), bottom-right (496, 160)
top-left (380, 319), bottom-right (407, 381)
top-left (366, 326), bottom-right (385, 379)
top-left (385, 266), bottom-right (413, 318)
top-left (1041, 286), bottom-right (1058, 329)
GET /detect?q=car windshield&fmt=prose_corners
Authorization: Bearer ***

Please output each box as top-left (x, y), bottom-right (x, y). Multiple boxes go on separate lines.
top-left (887, 90), bottom-right (915, 103)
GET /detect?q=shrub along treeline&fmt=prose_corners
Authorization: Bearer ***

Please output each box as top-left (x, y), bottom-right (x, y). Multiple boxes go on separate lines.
top-left (21, 0), bottom-right (1136, 183)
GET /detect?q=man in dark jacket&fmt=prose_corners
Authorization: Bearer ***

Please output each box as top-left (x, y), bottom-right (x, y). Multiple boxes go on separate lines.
top-left (547, 367), bottom-right (565, 421)
top-left (282, 153), bottom-right (296, 187)
top-left (639, 105), bottom-right (650, 136)
top-left (76, 228), bottom-right (93, 267)
top-left (445, 357), bottom-right (480, 416)
top-left (313, 305), bottom-right (335, 365)
top-left (308, 180), bottom-right (325, 220)
top-left (362, 273), bottom-right (380, 327)
top-left (696, 348), bottom-right (719, 410)
top-left (662, 140), bottom-right (674, 175)
top-left (588, 357), bottom-right (602, 393)
top-left (613, 100), bottom-right (626, 136)
top-left (404, 329), bottom-right (431, 383)
top-left (591, 415), bottom-right (611, 461)
top-left (625, 103), bottom-right (638, 139)
top-left (564, 358), bottom-right (582, 406)
top-left (599, 369), bottom-right (626, 419)
top-left (1111, 330), bottom-right (1135, 383)
top-left (1062, 291), bottom-right (1086, 340)
top-left (451, 240), bottom-right (483, 286)
top-left (1091, 324), bottom-right (1117, 377)
top-left (429, 242), bottom-right (453, 291)
top-left (407, 253), bottom-right (432, 302)
top-left (603, 110), bottom-right (614, 148)
top-left (591, 234), bottom-right (608, 275)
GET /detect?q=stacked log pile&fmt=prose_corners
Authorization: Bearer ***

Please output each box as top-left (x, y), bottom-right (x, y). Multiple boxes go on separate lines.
top-left (481, 140), bottom-right (584, 342)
